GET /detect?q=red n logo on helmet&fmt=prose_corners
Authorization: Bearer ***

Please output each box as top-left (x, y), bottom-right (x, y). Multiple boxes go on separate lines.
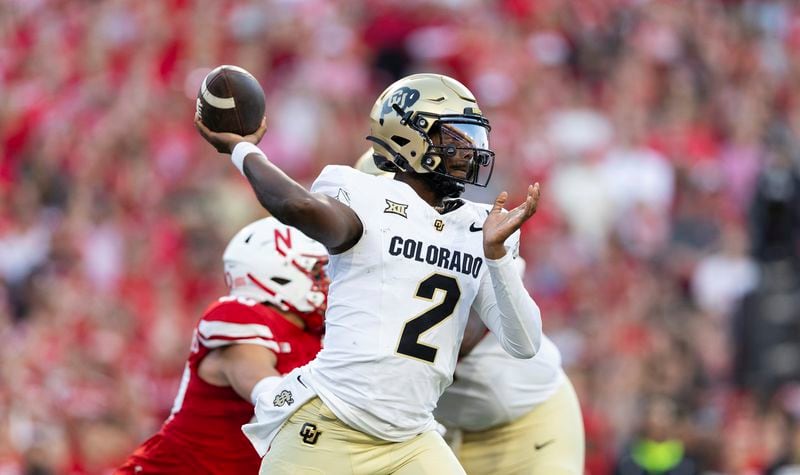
top-left (274, 227), bottom-right (292, 257)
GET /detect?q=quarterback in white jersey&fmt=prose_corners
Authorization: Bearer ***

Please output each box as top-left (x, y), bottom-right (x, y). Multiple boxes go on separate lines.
top-left (354, 153), bottom-right (585, 474)
top-left (306, 165), bottom-right (528, 440)
top-left (195, 73), bottom-right (543, 475)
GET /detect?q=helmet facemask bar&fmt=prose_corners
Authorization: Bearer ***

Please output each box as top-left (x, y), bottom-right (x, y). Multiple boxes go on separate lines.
top-left (283, 255), bottom-right (329, 335)
top-left (420, 117), bottom-right (495, 188)
top-left (245, 254), bottom-right (329, 335)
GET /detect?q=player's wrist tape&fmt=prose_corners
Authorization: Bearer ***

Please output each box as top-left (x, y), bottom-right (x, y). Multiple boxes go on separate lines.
top-left (250, 375), bottom-right (283, 405)
top-left (231, 142), bottom-right (267, 176)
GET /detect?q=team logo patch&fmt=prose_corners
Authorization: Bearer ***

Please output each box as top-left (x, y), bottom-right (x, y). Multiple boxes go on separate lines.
top-left (380, 87), bottom-right (420, 120)
top-left (384, 199), bottom-right (408, 218)
top-left (434, 219), bottom-right (445, 232)
top-left (300, 422), bottom-right (321, 445)
top-left (273, 390), bottom-right (294, 407)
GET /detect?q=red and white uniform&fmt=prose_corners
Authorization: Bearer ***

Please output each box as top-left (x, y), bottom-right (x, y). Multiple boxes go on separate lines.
top-left (117, 296), bottom-right (322, 475)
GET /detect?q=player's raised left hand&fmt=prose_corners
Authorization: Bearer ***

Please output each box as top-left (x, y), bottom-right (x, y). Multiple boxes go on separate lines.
top-left (195, 114), bottom-right (267, 154)
top-left (482, 183), bottom-right (540, 260)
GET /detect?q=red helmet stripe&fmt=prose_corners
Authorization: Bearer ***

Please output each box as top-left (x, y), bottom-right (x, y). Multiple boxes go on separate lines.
top-left (247, 273), bottom-right (277, 296)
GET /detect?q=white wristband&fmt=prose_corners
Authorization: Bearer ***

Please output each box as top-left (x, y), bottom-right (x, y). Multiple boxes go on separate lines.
top-left (250, 375), bottom-right (282, 405)
top-left (231, 142), bottom-right (267, 176)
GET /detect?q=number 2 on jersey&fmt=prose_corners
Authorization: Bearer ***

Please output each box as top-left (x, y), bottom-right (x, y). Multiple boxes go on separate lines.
top-left (396, 273), bottom-right (461, 363)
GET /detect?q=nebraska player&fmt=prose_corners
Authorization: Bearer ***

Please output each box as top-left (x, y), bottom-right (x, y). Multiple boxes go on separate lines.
top-left (116, 217), bottom-right (328, 474)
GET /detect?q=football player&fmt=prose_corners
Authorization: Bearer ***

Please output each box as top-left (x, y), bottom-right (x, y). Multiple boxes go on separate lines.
top-left (436, 257), bottom-right (585, 475)
top-left (353, 156), bottom-right (585, 474)
top-left (116, 217), bottom-right (328, 474)
top-left (195, 73), bottom-right (543, 475)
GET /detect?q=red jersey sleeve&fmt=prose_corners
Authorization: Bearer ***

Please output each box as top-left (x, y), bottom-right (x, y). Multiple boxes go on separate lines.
top-left (196, 296), bottom-right (280, 353)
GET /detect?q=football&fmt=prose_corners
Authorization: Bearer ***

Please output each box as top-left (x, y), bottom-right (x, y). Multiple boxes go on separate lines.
top-left (196, 65), bottom-right (265, 136)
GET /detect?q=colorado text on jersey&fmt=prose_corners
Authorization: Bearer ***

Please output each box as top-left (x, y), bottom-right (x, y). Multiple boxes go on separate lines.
top-left (388, 236), bottom-right (483, 278)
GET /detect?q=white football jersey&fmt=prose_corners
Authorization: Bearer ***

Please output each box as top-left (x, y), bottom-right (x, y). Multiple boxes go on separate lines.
top-left (305, 165), bottom-right (522, 441)
top-left (435, 333), bottom-right (563, 432)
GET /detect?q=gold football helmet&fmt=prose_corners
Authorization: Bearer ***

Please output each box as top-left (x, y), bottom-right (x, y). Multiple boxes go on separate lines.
top-left (366, 73), bottom-right (494, 195)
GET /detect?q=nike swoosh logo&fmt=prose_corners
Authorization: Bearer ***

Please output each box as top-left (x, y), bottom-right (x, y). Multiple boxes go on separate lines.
top-left (534, 439), bottom-right (555, 450)
top-left (297, 375), bottom-right (307, 388)
top-left (469, 223), bottom-right (482, 232)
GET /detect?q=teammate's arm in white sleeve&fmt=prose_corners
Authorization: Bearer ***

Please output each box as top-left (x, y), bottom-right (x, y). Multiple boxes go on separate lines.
top-left (474, 185), bottom-right (543, 359)
top-left (471, 254), bottom-right (542, 359)
top-left (462, 256), bottom-right (536, 359)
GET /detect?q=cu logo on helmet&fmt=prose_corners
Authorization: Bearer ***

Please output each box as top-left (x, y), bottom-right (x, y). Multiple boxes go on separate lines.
top-left (381, 87), bottom-right (420, 119)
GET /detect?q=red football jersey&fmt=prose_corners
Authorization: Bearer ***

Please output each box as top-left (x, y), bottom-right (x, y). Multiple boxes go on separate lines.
top-left (117, 296), bottom-right (322, 474)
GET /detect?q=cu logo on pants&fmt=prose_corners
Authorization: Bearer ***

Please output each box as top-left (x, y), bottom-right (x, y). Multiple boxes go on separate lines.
top-left (300, 422), bottom-right (321, 445)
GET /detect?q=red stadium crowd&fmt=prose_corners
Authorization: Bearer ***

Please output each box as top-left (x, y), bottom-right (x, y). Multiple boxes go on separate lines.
top-left (2, 0), bottom-right (800, 473)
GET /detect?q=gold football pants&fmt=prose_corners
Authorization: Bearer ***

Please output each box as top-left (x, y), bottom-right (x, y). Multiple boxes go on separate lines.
top-left (261, 397), bottom-right (465, 475)
top-left (454, 378), bottom-right (585, 475)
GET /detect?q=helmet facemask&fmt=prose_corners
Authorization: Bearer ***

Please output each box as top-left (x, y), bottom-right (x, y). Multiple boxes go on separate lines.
top-left (245, 254), bottom-right (329, 335)
top-left (422, 120), bottom-right (495, 188)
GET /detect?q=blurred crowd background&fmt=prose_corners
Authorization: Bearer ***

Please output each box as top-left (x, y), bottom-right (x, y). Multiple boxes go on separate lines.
top-left (2, 0), bottom-right (800, 473)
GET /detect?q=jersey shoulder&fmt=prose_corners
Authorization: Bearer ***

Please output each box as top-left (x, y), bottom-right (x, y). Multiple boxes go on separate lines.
top-left (312, 165), bottom-right (398, 223)
top-left (197, 297), bottom-right (284, 350)
top-left (312, 165), bottom-right (368, 194)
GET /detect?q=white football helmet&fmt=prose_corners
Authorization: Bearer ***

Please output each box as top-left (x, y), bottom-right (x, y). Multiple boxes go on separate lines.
top-left (223, 217), bottom-right (329, 333)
